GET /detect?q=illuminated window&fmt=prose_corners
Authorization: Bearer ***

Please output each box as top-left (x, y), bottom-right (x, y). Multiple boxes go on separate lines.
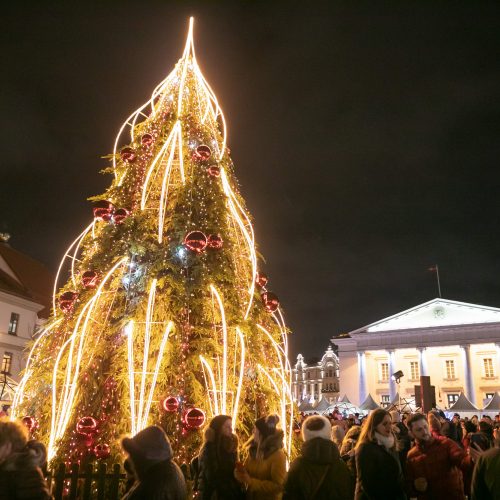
top-left (445, 360), bottom-right (455, 379)
top-left (486, 393), bottom-right (494, 399)
top-left (8, 313), bottom-right (19, 335)
top-left (483, 358), bottom-right (495, 378)
top-left (447, 393), bottom-right (459, 406)
top-left (410, 361), bottom-right (419, 380)
top-left (380, 363), bottom-right (389, 381)
top-left (1, 353), bottom-right (12, 375)
top-left (381, 395), bottom-right (390, 407)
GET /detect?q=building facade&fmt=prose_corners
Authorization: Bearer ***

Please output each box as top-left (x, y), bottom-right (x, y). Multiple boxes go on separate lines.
top-left (0, 236), bottom-right (53, 402)
top-left (332, 298), bottom-right (500, 409)
top-left (292, 345), bottom-right (340, 404)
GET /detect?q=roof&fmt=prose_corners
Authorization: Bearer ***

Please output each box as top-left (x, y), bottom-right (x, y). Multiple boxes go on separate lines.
top-left (340, 394), bottom-right (351, 403)
top-left (314, 397), bottom-right (330, 412)
top-left (298, 400), bottom-right (313, 411)
top-left (448, 393), bottom-right (479, 412)
top-left (359, 394), bottom-right (380, 411)
top-left (0, 243), bottom-right (54, 317)
top-left (483, 392), bottom-right (500, 411)
top-left (348, 298), bottom-right (500, 335)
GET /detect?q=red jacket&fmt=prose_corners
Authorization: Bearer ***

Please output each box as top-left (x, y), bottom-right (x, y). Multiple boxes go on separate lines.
top-left (406, 435), bottom-right (471, 500)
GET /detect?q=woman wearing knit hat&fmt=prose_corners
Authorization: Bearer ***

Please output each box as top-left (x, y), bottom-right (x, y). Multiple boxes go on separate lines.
top-left (283, 415), bottom-right (354, 500)
top-left (195, 415), bottom-right (244, 499)
top-left (234, 414), bottom-right (286, 500)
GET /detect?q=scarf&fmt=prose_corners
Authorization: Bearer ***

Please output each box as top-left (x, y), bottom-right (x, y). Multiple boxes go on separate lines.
top-left (374, 431), bottom-right (395, 449)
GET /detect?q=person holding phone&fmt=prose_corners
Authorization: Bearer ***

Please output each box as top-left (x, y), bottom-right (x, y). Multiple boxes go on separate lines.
top-left (234, 414), bottom-right (286, 500)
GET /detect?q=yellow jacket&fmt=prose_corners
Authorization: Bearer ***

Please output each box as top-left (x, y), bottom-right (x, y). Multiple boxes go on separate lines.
top-left (244, 430), bottom-right (286, 500)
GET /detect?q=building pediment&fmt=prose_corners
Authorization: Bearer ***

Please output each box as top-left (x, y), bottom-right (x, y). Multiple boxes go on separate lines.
top-left (351, 299), bottom-right (500, 334)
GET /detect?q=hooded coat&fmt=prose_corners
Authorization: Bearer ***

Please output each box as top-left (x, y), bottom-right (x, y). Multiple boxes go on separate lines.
top-left (283, 437), bottom-right (354, 500)
top-left (244, 430), bottom-right (286, 500)
top-left (121, 427), bottom-right (186, 500)
top-left (197, 427), bottom-right (244, 500)
top-left (0, 440), bottom-right (51, 500)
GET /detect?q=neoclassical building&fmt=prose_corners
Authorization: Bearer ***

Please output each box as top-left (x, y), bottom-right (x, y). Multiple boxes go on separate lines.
top-left (332, 298), bottom-right (500, 408)
top-left (0, 236), bottom-right (52, 402)
top-left (292, 345), bottom-right (340, 404)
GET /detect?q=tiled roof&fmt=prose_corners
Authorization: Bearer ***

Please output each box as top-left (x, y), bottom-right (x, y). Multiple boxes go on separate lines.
top-left (0, 243), bottom-right (54, 318)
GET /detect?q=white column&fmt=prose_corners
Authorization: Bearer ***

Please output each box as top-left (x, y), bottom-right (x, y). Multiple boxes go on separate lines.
top-left (461, 344), bottom-right (476, 405)
top-left (418, 347), bottom-right (428, 376)
top-left (357, 351), bottom-right (367, 404)
top-left (388, 350), bottom-right (396, 401)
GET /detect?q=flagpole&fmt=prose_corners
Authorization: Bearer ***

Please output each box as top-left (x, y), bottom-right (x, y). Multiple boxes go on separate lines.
top-left (435, 265), bottom-right (442, 298)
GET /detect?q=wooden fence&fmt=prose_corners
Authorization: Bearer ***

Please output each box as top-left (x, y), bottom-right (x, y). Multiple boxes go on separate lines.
top-left (48, 462), bottom-right (126, 500)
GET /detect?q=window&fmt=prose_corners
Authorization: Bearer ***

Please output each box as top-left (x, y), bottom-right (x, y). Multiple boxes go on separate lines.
top-left (445, 360), bottom-right (455, 379)
top-left (1, 353), bottom-right (12, 375)
top-left (8, 313), bottom-right (19, 335)
top-left (483, 358), bottom-right (495, 378)
top-left (447, 393), bottom-right (459, 406)
top-left (380, 363), bottom-right (389, 382)
top-left (410, 361), bottom-right (419, 380)
top-left (381, 395), bottom-right (391, 407)
top-left (486, 393), bottom-right (494, 400)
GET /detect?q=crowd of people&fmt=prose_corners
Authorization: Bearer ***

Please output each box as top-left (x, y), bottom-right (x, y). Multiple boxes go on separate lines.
top-left (0, 407), bottom-right (498, 499)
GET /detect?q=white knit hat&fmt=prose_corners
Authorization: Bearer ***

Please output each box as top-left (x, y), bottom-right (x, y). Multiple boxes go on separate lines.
top-left (302, 415), bottom-right (332, 442)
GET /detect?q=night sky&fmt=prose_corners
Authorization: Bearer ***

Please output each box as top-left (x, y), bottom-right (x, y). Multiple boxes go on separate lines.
top-left (2, 3), bottom-right (500, 360)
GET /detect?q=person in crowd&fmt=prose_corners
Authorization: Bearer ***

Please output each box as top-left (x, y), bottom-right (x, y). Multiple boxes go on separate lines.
top-left (462, 420), bottom-right (478, 450)
top-left (354, 408), bottom-right (406, 499)
top-left (405, 412), bottom-right (472, 499)
top-left (470, 421), bottom-right (495, 451)
top-left (390, 411), bottom-right (411, 464)
top-left (471, 423), bottom-right (500, 499)
top-left (0, 418), bottom-right (51, 499)
top-left (331, 423), bottom-right (345, 450)
top-left (195, 414), bottom-right (244, 499)
top-left (121, 425), bottom-right (186, 499)
top-left (471, 415), bottom-right (479, 427)
top-left (340, 425), bottom-right (361, 475)
top-left (283, 415), bottom-right (354, 500)
top-left (427, 412), bottom-right (442, 438)
top-left (450, 414), bottom-right (463, 445)
top-left (234, 414), bottom-right (286, 500)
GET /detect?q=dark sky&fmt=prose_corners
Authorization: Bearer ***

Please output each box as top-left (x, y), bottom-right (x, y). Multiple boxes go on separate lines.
top-left (2, 3), bottom-right (500, 359)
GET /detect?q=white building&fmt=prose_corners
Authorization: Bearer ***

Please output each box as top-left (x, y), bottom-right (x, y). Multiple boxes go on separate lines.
top-left (332, 298), bottom-right (500, 409)
top-left (292, 345), bottom-right (340, 404)
top-left (0, 236), bottom-right (52, 403)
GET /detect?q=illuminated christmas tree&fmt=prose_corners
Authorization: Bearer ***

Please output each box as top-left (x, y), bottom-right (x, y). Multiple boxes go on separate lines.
top-left (12, 18), bottom-right (293, 466)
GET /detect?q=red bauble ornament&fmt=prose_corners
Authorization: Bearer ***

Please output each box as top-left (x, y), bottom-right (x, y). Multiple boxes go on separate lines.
top-left (141, 133), bottom-right (154, 147)
top-left (76, 416), bottom-right (98, 435)
top-left (81, 271), bottom-right (99, 289)
top-left (207, 165), bottom-right (220, 177)
top-left (113, 208), bottom-right (130, 224)
top-left (93, 200), bottom-right (114, 222)
top-left (256, 272), bottom-right (268, 288)
top-left (22, 416), bottom-right (38, 432)
top-left (261, 292), bottom-right (279, 313)
top-left (207, 234), bottom-right (223, 249)
top-left (120, 147), bottom-right (136, 163)
top-left (184, 407), bottom-right (205, 429)
top-left (77, 432), bottom-right (94, 448)
top-left (184, 231), bottom-right (208, 253)
top-left (193, 145), bottom-right (211, 161)
top-left (59, 291), bottom-right (78, 313)
top-left (162, 396), bottom-right (179, 413)
top-left (93, 443), bottom-right (111, 459)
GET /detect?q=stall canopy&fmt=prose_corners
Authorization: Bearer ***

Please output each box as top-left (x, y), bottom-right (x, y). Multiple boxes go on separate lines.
top-left (359, 394), bottom-right (380, 411)
top-left (298, 400), bottom-right (314, 412)
top-left (448, 393), bottom-right (479, 413)
top-left (314, 397), bottom-right (331, 413)
top-left (340, 394), bottom-right (352, 403)
top-left (483, 392), bottom-right (500, 412)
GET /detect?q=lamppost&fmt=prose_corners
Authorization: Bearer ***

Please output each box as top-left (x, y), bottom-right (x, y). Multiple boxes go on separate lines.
top-left (391, 370), bottom-right (404, 412)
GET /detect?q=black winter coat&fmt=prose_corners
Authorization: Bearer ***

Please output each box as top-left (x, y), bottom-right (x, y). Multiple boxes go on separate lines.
top-left (197, 428), bottom-right (244, 500)
top-left (122, 445), bottom-right (186, 500)
top-left (283, 438), bottom-right (354, 500)
top-left (355, 441), bottom-right (406, 500)
top-left (0, 443), bottom-right (52, 500)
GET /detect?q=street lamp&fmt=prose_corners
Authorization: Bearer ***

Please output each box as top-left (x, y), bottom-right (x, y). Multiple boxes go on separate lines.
top-left (391, 371), bottom-right (404, 411)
